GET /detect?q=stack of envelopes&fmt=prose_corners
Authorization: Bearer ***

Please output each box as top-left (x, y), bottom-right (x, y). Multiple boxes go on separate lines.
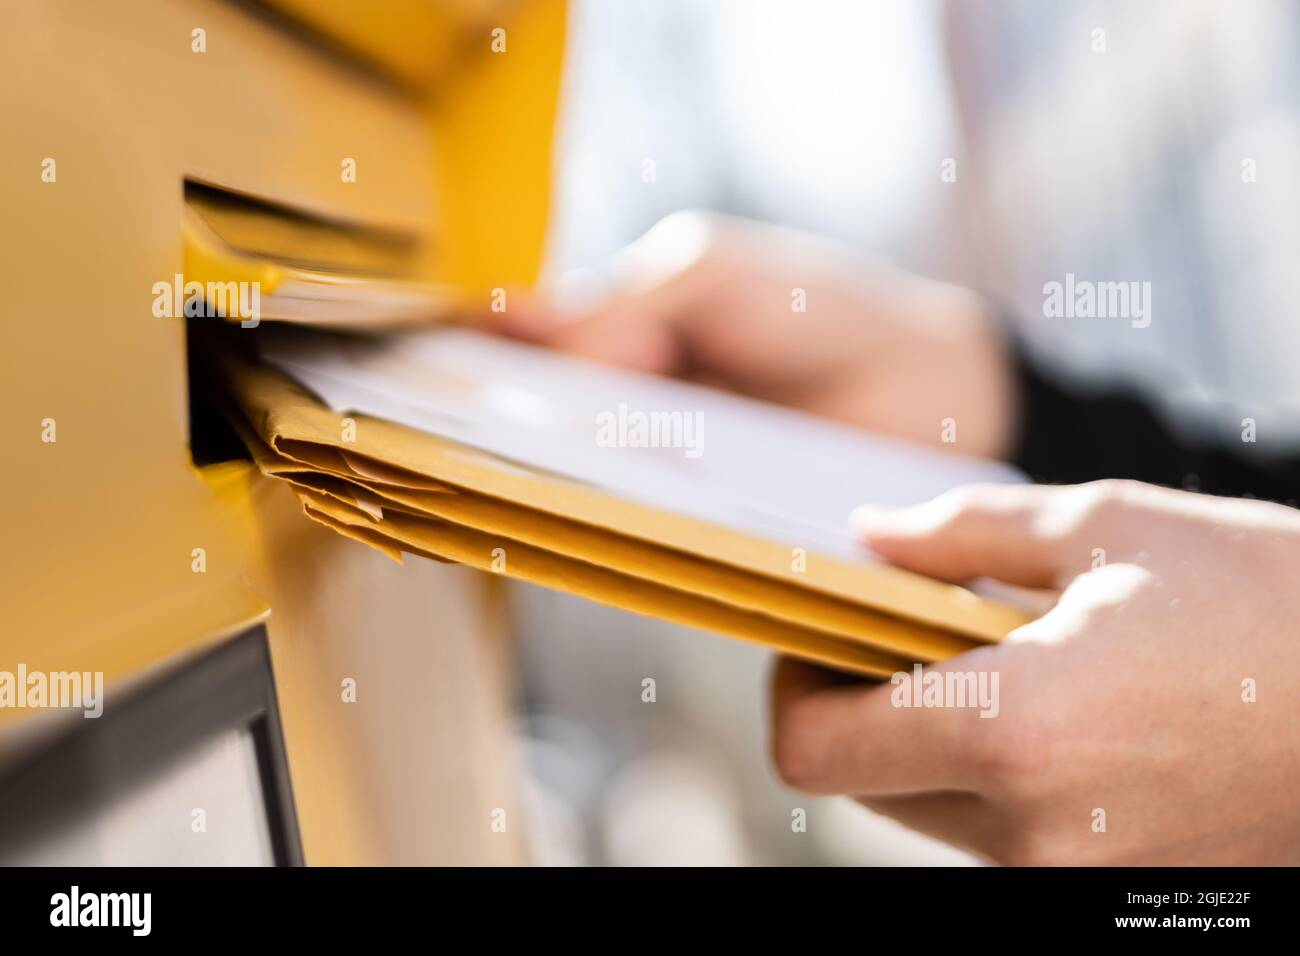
top-left (213, 347), bottom-right (1031, 678)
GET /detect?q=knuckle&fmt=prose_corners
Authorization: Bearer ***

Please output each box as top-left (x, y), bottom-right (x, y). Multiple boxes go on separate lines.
top-left (961, 717), bottom-right (1018, 783)
top-left (1051, 479), bottom-right (1143, 546)
top-left (963, 717), bottom-right (1048, 793)
top-left (942, 483), bottom-right (992, 513)
top-left (1077, 478), bottom-right (1140, 517)
top-left (933, 484), bottom-right (995, 531)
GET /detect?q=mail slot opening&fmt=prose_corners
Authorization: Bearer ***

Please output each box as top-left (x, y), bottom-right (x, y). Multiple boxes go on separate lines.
top-left (186, 317), bottom-right (253, 467)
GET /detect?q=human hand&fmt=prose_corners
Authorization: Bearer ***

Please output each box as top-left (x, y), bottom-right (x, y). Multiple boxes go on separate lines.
top-left (496, 211), bottom-right (1016, 457)
top-left (771, 480), bottom-right (1300, 865)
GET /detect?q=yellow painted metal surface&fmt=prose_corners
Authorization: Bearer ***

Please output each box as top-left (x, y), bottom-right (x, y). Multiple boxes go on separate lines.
top-left (431, 0), bottom-right (567, 295)
top-left (1, 0), bottom-right (563, 865)
top-left (258, 0), bottom-right (508, 90)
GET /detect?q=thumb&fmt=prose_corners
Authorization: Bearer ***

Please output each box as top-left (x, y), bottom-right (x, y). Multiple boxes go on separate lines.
top-left (850, 484), bottom-right (1094, 589)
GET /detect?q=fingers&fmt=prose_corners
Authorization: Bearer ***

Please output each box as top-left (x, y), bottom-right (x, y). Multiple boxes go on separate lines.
top-left (555, 303), bottom-right (689, 374)
top-left (489, 211), bottom-right (726, 373)
top-left (484, 288), bottom-right (568, 343)
top-left (769, 656), bottom-right (988, 797)
top-left (850, 482), bottom-right (1133, 589)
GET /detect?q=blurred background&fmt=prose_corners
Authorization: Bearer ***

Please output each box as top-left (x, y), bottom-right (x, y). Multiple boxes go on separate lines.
top-left (512, 0), bottom-right (1300, 865)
